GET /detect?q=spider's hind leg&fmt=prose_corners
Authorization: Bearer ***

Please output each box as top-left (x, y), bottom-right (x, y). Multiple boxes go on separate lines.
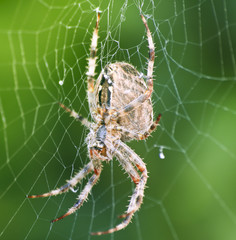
top-left (139, 113), bottom-right (161, 140)
top-left (91, 142), bottom-right (148, 235)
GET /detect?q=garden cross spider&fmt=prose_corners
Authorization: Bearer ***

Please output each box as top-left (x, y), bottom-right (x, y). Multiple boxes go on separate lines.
top-left (27, 10), bottom-right (161, 235)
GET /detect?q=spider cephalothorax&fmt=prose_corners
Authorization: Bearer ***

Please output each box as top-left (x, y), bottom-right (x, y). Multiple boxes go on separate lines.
top-left (27, 10), bottom-right (161, 235)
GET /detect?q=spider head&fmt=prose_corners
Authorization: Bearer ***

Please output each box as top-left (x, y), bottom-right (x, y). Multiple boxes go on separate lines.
top-left (88, 124), bottom-right (108, 161)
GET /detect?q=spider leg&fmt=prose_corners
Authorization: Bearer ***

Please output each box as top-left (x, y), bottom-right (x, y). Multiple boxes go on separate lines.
top-left (52, 167), bottom-right (101, 222)
top-left (141, 14), bottom-right (155, 90)
top-left (112, 14), bottom-right (155, 119)
top-left (86, 11), bottom-right (101, 114)
top-left (139, 113), bottom-right (161, 139)
top-left (114, 113), bottom-right (161, 141)
top-left (91, 142), bottom-right (147, 235)
top-left (59, 103), bottom-right (92, 128)
top-left (115, 147), bottom-right (140, 184)
top-left (27, 162), bottom-right (93, 198)
top-left (117, 142), bottom-right (148, 218)
top-left (104, 140), bottom-right (140, 184)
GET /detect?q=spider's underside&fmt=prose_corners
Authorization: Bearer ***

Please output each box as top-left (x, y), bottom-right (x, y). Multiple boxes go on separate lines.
top-left (27, 11), bottom-right (161, 235)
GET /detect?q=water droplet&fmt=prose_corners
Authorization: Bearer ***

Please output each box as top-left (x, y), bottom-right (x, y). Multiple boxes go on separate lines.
top-left (70, 187), bottom-right (79, 193)
top-left (159, 146), bottom-right (165, 159)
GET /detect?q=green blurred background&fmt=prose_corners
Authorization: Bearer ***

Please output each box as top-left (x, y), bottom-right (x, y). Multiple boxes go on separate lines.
top-left (1, 0), bottom-right (236, 240)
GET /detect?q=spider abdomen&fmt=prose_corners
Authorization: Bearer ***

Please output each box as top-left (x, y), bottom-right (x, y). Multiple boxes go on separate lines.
top-left (95, 62), bottom-right (153, 141)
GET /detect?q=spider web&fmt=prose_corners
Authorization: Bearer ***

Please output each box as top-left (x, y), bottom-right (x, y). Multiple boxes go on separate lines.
top-left (1, 0), bottom-right (236, 239)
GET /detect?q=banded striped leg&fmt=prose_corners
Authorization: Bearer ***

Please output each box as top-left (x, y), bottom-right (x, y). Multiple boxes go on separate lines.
top-left (91, 142), bottom-right (148, 235)
top-left (138, 113), bottom-right (161, 140)
top-left (59, 103), bottom-right (91, 128)
top-left (86, 11), bottom-right (101, 114)
top-left (112, 14), bottom-right (155, 119)
top-left (27, 162), bottom-right (94, 199)
top-left (114, 114), bottom-right (161, 141)
top-left (52, 167), bottom-right (101, 222)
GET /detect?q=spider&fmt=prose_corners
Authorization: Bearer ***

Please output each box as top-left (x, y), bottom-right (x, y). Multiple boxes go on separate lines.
top-left (27, 11), bottom-right (161, 235)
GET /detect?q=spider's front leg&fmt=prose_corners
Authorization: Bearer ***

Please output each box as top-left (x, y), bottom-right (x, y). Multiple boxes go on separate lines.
top-left (112, 14), bottom-right (155, 119)
top-left (86, 10), bottom-right (101, 114)
top-left (91, 141), bottom-right (148, 235)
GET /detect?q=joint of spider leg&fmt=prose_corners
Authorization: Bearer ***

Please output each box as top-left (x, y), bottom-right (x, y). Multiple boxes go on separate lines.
top-left (135, 195), bottom-right (142, 205)
top-left (88, 83), bottom-right (95, 93)
top-left (94, 168), bottom-right (100, 176)
top-left (138, 132), bottom-right (149, 140)
top-left (149, 48), bottom-right (155, 62)
top-left (70, 110), bottom-right (83, 121)
top-left (156, 113), bottom-right (162, 123)
top-left (144, 88), bottom-right (153, 99)
top-left (96, 11), bottom-right (101, 27)
top-left (75, 115), bottom-right (84, 122)
top-left (118, 211), bottom-right (134, 219)
top-left (140, 14), bottom-right (146, 22)
top-left (147, 114), bottom-right (162, 134)
top-left (90, 145), bottom-right (107, 159)
top-left (87, 54), bottom-right (98, 62)
top-left (136, 164), bottom-right (145, 173)
top-left (150, 124), bottom-right (156, 131)
top-left (89, 48), bottom-right (97, 58)
top-left (146, 76), bottom-right (153, 85)
top-left (86, 62), bottom-right (97, 78)
top-left (58, 102), bottom-right (71, 113)
top-left (131, 176), bottom-right (140, 185)
top-left (26, 193), bottom-right (40, 199)
top-left (59, 102), bottom-right (86, 122)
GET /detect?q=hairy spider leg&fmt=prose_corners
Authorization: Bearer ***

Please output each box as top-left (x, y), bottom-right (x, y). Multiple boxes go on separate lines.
top-left (91, 141), bottom-right (147, 235)
top-left (86, 11), bottom-right (101, 114)
top-left (59, 103), bottom-right (92, 128)
top-left (139, 113), bottom-right (161, 140)
top-left (117, 141), bottom-right (148, 217)
top-left (27, 162), bottom-right (94, 198)
top-left (112, 15), bottom-right (155, 119)
top-left (113, 113), bottom-right (161, 141)
top-left (114, 144), bottom-right (140, 184)
top-left (51, 167), bottom-right (102, 223)
top-left (142, 14), bottom-right (155, 91)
